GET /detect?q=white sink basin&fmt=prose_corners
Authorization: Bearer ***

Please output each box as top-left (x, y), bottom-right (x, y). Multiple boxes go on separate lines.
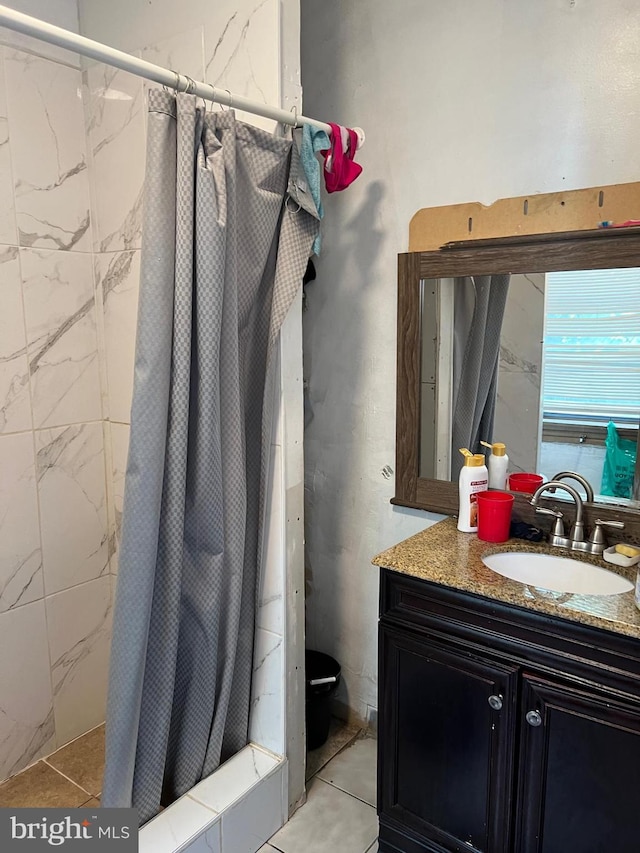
top-left (482, 551), bottom-right (634, 596)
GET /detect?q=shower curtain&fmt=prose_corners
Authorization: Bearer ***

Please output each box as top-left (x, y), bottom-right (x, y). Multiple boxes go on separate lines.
top-left (102, 90), bottom-right (319, 824)
top-left (451, 274), bottom-right (510, 481)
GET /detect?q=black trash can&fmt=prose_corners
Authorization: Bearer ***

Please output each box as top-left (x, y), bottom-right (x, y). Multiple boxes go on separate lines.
top-left (305, 650), bottom-right (341, 750)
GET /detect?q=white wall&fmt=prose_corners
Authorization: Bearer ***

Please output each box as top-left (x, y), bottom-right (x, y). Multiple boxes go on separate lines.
top-left (301, 0), bottom-right (640, 721)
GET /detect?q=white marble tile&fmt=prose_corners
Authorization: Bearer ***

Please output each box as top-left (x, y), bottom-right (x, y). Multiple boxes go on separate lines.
top-left (36, 422), bottom-right (109, 595)
top-left (183, 821), bottom-right (222, 853)
top-left (0, 246), bottom-right (31, 433)
top-left (500, 273), bottom-right (545, 377)
top-left (0, 600), bottom-right (55, 781)
top-left (494, 371), bottom-right (541, 475)
top-left (0, 0), bottom-right (82, 69)
top-left (4, 50), bottom-right (91, 251)
top-left (109, 422), bottom-right (130, 575)
top-left (204, 0), bottom-right (280, 132)
top-left (46, 575), bottom-right (112, 746)
top-left (21, 248), bottom-right (101, 428)
top-left (257, 444), bottom-right (284, 635)
top-left (220, 763), bottom-right (284, 853)
top-left (269, 777), bottom-right (378, 853)
top-left (140, 794), bottom-right (218, 853)
top-left (0, 50), bottom-right (17, 246)
top-left (495, 273), bottom-right (545, 476)
top-left (0, 433), bottom-right (42, 614)
top-left (85, 63), bottom-right (145, 252)
top-left (248, 629), bottom-right (284, 756)
top-left (93, 254), bottom-right (109, 421)
top-left (102, 420), bottom-right (115, 571)
top-left (97, 250), bottom-right (140, 424)
top-left (317, 737), bottom-right (377, 807)
top-left (140, 27), bottom-right (205, 106)
top-left (189, 745), bottom-right (280, 814)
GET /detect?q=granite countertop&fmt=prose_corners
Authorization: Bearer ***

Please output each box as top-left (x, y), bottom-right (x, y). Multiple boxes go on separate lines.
top-left (372, 517), bottom-right (640, 640)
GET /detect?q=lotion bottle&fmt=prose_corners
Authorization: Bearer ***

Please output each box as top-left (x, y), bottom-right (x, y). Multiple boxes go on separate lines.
top-left (481, 440), bottom-right (509, 490)
top-left (457, 448), bottom-right (489, 533)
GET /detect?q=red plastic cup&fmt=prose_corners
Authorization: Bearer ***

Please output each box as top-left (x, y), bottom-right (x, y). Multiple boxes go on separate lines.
top-left (508, 473), bottom-right (544, 494)
top-left (476, 491), bottom-right (515, 543)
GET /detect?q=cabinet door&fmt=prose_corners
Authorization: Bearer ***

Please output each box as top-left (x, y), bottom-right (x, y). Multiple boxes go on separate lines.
top-left (379, 626), bottom-right (518, 853)
top-left (517, 674), bottom-right (640, 853)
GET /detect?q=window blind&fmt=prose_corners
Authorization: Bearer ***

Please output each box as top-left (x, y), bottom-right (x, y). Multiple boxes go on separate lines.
top-left (543, 268), bottom-right (640, 425)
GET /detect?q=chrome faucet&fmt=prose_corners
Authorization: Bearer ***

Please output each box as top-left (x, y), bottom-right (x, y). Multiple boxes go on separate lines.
top-left (549, 471), bottom-right (595, 503)
top-left (530, 480), bottom-right (624, 555)
top-left (530, 481), bottom-right (586, 551)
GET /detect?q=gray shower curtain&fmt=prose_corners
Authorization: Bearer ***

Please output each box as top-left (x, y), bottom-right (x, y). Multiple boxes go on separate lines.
top-left (102, 90), bottom-right (319, 824)
top-left (451, 274), bottom-right (510, 481)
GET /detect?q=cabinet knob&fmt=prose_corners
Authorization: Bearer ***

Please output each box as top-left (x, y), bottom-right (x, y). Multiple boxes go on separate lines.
top-left (526, 710), bottom-right (543, 727)
top-left (488, 694), bottom-right (503, 711)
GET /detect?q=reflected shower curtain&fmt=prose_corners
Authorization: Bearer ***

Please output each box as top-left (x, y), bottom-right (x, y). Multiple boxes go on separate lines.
top-left (102, 91), bottom-right (319, 824)
top-left (451, 274), bottom-right (510, 481)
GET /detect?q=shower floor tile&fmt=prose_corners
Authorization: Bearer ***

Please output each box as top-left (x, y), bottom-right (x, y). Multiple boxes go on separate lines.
top-left (0, 761), bottom-right (88, 808)
top-left (46, 723), bottom-right (105, 797)
top-left (0, 723), bottom-right (105, 808)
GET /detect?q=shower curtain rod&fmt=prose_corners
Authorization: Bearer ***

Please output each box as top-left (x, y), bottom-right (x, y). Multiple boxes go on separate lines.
top-left (0, 4), bottom-right (364, 146)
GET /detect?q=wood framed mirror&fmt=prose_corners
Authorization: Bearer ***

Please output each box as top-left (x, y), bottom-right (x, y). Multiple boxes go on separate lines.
top-left (393, 227), bottom-right (640, 540)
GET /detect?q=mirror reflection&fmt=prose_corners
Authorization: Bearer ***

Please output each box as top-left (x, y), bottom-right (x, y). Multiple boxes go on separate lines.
top-left (420, 268), bottom-right (640, 506)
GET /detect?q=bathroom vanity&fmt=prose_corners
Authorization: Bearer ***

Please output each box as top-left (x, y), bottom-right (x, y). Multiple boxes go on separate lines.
top-left (373, 519), bottom-right (640, 853)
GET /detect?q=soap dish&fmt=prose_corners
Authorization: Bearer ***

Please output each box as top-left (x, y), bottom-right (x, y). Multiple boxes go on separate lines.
top-left (603, 545), bottom-right (640, 568)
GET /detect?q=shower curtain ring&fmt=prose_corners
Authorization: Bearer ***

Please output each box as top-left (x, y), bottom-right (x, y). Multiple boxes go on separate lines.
top-left (205, 83), bottom-right (216, 110)
top-left (290, 105), bottom-right (299, 128)
top-left (172, 72), bottom-right (194, 94)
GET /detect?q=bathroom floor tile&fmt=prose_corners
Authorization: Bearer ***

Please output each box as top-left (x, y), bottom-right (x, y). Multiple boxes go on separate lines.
top-left (46, 724), bottom-right (105, 796)
top-left (317, 736), bottom-right (377, 806)
top-left (0, 761), bottom-right (88, 808)
top-left (305, 717), bottom-right (361, 781)
top-left (81, 797), bottom-right (101, 808)
top-left (268, 777), bottom-right (377, 853)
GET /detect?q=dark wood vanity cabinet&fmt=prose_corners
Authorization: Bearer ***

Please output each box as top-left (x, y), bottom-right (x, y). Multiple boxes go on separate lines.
top-left (378, 569), bottom-right (640, 853)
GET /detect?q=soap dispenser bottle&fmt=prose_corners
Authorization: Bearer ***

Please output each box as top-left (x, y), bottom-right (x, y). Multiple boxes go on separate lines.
top-left (481, 440), bottom-right (509, 490)
top-left (457, 448), bottom-right (489, 533)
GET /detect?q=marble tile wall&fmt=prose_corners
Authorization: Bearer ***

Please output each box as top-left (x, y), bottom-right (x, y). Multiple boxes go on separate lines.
top-left (493, 272), bottom-right (545, 474)
top-left (4, 49), bottom-right (91, 251)
top-left (0, 44), bottom-right (113, 783)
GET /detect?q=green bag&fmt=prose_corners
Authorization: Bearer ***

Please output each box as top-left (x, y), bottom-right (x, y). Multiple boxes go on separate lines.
top-left (601, 421), bottom-right (636, 499)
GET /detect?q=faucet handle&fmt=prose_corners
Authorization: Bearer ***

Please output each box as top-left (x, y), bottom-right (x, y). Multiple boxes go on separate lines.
top-left (535, 506), bottom-right (565, 537)
top-left (588, 518), bottom-right (625, 548)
